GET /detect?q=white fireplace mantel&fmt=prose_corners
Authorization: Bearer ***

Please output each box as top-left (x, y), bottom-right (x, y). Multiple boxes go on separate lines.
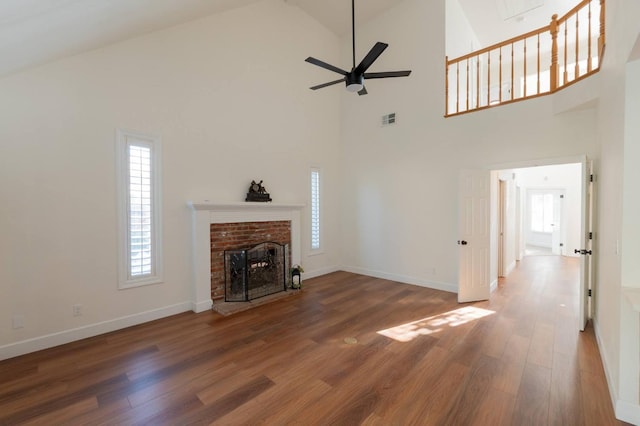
top-left (187, 201), bottom-right (305, 313)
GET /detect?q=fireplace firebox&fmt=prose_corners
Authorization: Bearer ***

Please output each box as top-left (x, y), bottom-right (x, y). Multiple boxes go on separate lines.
top-left (224, 242), bottom-right (289, 302)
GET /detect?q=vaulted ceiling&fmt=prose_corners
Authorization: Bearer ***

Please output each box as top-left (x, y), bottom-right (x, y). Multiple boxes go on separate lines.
top-left (0, 0), bottom-right (580, 78)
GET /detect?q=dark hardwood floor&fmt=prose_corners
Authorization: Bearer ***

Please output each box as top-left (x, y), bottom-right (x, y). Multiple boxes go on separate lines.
top-left (0, 256), bottom-right (627, 425)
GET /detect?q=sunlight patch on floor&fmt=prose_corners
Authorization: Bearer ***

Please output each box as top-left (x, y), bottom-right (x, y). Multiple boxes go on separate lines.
top-left (377, 306), bottom-right (495, 342)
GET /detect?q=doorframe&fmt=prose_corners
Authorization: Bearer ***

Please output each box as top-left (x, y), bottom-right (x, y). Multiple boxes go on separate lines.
top-left (476, 154), bottom-right (592, 329)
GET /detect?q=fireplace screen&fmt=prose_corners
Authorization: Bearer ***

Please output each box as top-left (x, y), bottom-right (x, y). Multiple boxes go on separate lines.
top-left (224, 242), bottom-right (289, 302)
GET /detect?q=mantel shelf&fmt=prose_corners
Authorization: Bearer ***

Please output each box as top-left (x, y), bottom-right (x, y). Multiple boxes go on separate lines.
top-left (188, 201), bottom-right (306, 211)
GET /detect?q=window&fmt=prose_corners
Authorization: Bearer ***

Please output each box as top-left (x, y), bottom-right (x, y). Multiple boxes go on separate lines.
top-left (310, 168), bottom-right (321, 251)
top-left (117, 129), bottom-right (162, 288)
top-left (530, 193), bottom-right (553, 233)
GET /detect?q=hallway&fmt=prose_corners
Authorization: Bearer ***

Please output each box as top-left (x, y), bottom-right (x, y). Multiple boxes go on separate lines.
top-left (481, 255), bottom-right (620, 425)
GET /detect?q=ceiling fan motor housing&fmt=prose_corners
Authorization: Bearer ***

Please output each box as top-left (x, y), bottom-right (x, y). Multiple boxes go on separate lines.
top-left (346, 71), bottom-right (364, 92)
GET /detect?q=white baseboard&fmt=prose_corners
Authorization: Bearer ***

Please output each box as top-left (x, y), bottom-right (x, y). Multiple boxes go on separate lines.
top-left (0, 302), bottom-right (192, 361)
top-left (594, 319), bottom-right (618, 409)
top-left (616, 400), bottom-right (640, 425)
top-left (303, 265), bottom-right (341, 280)
top-left (505, 261), bottom-right (516, 276)
top-left (594, 319), bottom-right (640, 424)
top-left (341, 266), bottom-right (457, 294)
top-left (490, 279), bottom-right (498, 293)
top-left (192, 299), bottom-right (213, 313)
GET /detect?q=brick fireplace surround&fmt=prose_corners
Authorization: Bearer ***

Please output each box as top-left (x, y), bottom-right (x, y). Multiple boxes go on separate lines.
top-left (210, 221), bottom-right (291, 301)
top-left (188, 202), bottom-right (304, 312)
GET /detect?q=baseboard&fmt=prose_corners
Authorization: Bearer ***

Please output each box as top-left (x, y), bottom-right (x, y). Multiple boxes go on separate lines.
top-left (505, 261), bottom-right (516, 276)
top-left (490, 279), bottom-right (498, 293)
top-left (303, 265), bottom-right (341, 280)
top-left (341, 266), bottom-right (457, 294)
top-left (593, 319), bottom-right (618, 410)
top-left (192, 299), bottom-right (213, 313)
top-left (0, 302), bottom-right (192, 361)
top-left (616, 400), bottom-right (640, 425)
top-left (593, 319), bottom-right (640, 424)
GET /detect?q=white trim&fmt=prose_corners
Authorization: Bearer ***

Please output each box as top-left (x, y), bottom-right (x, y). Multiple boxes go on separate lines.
top-left (116, 129), bottom-right (163, 289)
top-left (594, 319), bottom-right (618, 408)
top-left (616, 400), bottom-right (640, 425)
top-left (486, 154), bottom-right (587, 171)
top-left (594, 318), bottom-right (640, 424)
top-left (0, 302), bottom-right (192, 361)
top-left (302, 265), bottom-right (341, 279)
top-left (504, 260), bottom-right (516, 276)
top-left (189, 201), bottom-right (306, 212)
top-left (310, 167), bottom-right (322, 253)
top-left (490, 279), bottom-right (498, 293)
top-left (191, 299), bottom-right (214, 313)
top-left (341, 265), bottom-right (458, 294)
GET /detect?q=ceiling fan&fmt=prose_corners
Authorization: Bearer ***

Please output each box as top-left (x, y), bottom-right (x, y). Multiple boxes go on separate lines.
top-left (305, 0), bottom-right (412, 96)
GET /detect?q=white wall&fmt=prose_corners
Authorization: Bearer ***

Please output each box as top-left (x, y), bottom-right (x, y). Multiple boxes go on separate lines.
top-left (0, 0), bottom-right (343, 357)
top-left (340, 0), bottom-right (597, 294)
top-left (446, 0), bottom-right (481, 58)
top-left (593, 0), bottom-right (640, 421)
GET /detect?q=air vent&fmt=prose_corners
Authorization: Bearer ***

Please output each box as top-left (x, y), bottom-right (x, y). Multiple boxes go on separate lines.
top-left (382, 113), bottom-right (396, 127)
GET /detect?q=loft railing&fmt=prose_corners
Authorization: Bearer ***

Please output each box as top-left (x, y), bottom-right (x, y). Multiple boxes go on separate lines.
top-left (445, 0), bottom-right (605, 117)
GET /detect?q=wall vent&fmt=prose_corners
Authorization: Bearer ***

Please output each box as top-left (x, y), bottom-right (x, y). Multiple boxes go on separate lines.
top-left (381, 113), bottom-right (396, 127)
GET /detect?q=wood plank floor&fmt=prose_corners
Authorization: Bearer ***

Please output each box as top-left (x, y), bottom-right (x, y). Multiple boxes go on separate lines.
top-left (0, 256), bottom-right (628, 425)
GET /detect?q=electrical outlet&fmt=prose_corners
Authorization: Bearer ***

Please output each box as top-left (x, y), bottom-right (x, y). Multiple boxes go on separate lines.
top-left (12, 315), bottom-right (24, 329)
top-left (73, 304), bottom-right (83, 317)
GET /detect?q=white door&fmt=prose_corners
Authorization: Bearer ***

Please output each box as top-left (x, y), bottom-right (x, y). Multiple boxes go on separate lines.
top-left (579, 159), bottom-right (594, 331)
top-left (458, 169), bottom-right (491, 303)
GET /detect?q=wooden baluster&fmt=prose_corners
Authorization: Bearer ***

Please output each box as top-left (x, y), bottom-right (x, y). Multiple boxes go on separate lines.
top-left (564, 20), bottom-right (568, 84)
top-left (487, 51), bottom-right (491, 106)
top-left (537, 33), bottom-right (541, 94)
top-left (445, 56), bottom-right (449, 115)
top-left (499, 47), bottom-right (503, 103)
top-left (466, 58), bottom-right (470, 111)
top-left (476, 55), bottom-right (480, 108)
top-left (456, 61), bottom-right (460, 114)
top-left (523, 38), bottom-right (527, 96)
top-left (550, 14), bottom-right (559, 92)
top-left (587, 2), bottom-right (592, 73)
top-left (599, 0), bottom-right (605, 58)
top-left (511, 43), bottom-right (514, 100)
top-left (575, 11), bottom-right (580, 78)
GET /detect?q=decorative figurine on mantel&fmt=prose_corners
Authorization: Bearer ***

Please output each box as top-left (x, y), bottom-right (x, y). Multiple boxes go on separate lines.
top-left (245, 180), bottom-right (272, 202)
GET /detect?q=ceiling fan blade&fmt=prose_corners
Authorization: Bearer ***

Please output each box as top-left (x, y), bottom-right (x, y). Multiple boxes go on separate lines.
top-left (354, 42), bottom-right (388, 75)
top-left (305, 57), bottom-right (348, 76)
top-left (310, 78), bottom-right (345, 90)
top-left (363, 70), bottom-right (412, 79)
top-left (358, 86), bottom-right (368, 96)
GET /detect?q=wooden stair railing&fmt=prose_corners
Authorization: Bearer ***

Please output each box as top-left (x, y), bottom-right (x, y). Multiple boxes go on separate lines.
top-left (445, 0), bottom-right (605, 117)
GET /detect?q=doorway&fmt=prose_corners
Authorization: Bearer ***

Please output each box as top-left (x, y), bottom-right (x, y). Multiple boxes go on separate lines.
top-left (495, 162), bottom-right (587, 330)
top-left (458, 158), bottom-right (592, 330)
top-left (524, 188), bottom-right (565, 256)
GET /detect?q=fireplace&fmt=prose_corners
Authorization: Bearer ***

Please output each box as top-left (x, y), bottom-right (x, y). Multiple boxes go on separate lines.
top-left (211, 220), bottom-right (291, 301)
top-left (224, 242), bottom-right (289, 302)
top-left (188, 201), bottom-right (304, 313)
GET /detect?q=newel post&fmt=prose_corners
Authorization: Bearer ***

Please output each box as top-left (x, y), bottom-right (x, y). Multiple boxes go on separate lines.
top-left (550, 14), bottom-right (559, 92)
